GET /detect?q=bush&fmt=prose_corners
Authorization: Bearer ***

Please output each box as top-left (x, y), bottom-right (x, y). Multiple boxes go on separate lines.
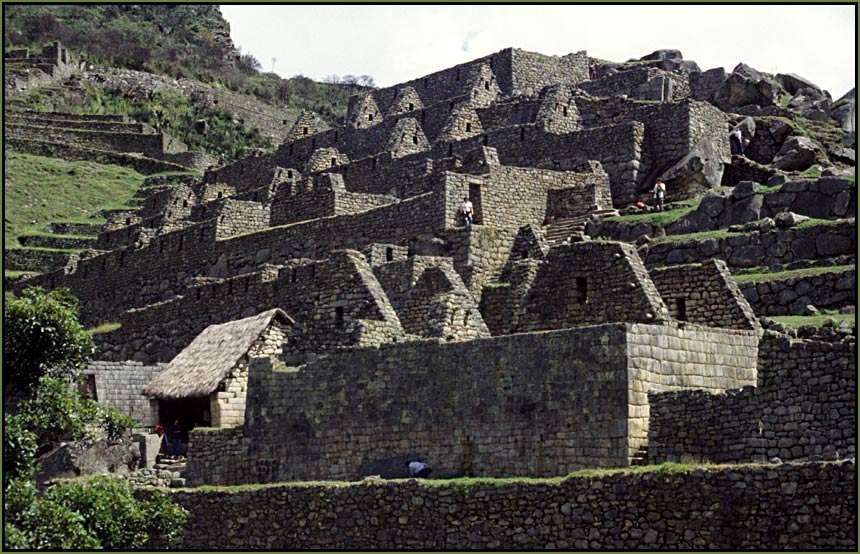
top-left (14, 376), bottom-right (101, 446)
top-left (3, 287), bottom-right (95, 396)
top-left (3, 416), bottom-right (38, 487)
top-left (42, 477), bottom-right (188, 549)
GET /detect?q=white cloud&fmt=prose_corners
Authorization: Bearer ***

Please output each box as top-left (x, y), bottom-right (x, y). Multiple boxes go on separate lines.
top-left (220, 4), bottom-right (855, 98)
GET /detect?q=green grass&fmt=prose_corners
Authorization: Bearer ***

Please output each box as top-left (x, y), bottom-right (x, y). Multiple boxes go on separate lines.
top-left (605, 198), bottom-right (701, 226)
top-left (649, 218), bottom-right (849, 244)
top-left (18, 231), bottom-right (97, 241)
top-left (5, 245), bottom-right (84, 254)
top-left (733, 264), bottom-right (854, 284)
top-left (187, 461), bottom-right (738, 493)
top-left (771, 312), bottom-right (855, 329)
top-left (85, 322), bottom-right (122, 335)
top-left (3, 152), bottom-right (146, 249)
top-left (4, 270), bottom-right (39, 280)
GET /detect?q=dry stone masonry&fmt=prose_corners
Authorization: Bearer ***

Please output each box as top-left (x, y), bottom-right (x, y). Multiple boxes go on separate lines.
top-left (7, 39), bottom-right (855, 549)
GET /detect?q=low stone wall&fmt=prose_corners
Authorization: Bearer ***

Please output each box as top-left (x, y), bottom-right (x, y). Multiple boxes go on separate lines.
top-left (156, 461), bottom-right (856, 550)
top-left (640, 220), bottom-right (856, 269)
top-left (4, 247), bottom-right (72, 272)
top-left (739, 267), bottom-right (855, 316)
top-left (6, 123), bottom-right (166, 157)
top-left (648, 335), bottom-right (856, 464)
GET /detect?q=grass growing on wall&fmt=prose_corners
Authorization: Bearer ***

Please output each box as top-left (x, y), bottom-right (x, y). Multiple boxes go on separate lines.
top-left (732, 264), bottom-right (855, 284)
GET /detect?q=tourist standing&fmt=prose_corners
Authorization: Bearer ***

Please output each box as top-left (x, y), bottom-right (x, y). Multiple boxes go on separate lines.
top-left (730, 128), bottom-right (745, 156)
top-left (169, 419), bottom-right (183, 457)
top-left (460, 196), bottom-right (474, 228)
top-left (652, 179), bottom-right (666, 211)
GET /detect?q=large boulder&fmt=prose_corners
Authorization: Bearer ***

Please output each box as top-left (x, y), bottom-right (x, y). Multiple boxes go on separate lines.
top-left (718, 193), bottom-right (764, 227)
top-left (665, 209), bottom-right (715, 235)
top-left (640, 49), bottom-right (683, 61)
top-left (659, 139), bottom-right (726, 197)
top-left (787, 87), bottom-right (831, 122)
top-left (777, 73), bottom-right (824, 96)
top-left (831, 88), bottom-right (856, 133)
top-left (698, 189), bottom-right (732, 219)
top-left (35, 439), bottom-right (141, 486)
top-left (773, 136), bottom-right (823, 171)
top-left (715, 63), bottom-right (784, 111)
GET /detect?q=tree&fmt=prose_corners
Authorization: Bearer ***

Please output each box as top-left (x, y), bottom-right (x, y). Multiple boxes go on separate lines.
top-left (2, 287), bottom-right (188, 550)
top-left (3, 287), bottom-right (95, 396)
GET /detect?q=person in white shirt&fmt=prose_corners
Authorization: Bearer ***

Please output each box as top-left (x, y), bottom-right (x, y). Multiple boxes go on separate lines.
top-left (730, 128), bottom-right (745, 156)
top-left (460, 196), bottom-right (474, 228)
top-left (652, 179), bottom-right (666, 211)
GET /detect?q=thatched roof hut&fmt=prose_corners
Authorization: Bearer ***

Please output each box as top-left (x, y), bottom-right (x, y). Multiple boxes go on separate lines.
top-left (143, 309), bottom-right (293, 400)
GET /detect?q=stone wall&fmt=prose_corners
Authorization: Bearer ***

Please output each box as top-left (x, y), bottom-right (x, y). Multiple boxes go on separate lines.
top-left (578, 67), bottom-right (689, 102)
top-left (648, 335), bottom-right (856, 464)
top-left (649, 260), bottom-right (760, 330)
top-left (184, 322), bottom-right (756, 486)
top-left (85, 361), bottom-right (165, 427)
top-left (640, 220), bottom-right (856, 269)
top-left (514, 241), bottom-right (668, 333)
top-left (738, 267), bottom-right (856, 316)
top-left (156, 461), bottom-right (855, 550)
top-left (5, 123), bottom-right (167, 157)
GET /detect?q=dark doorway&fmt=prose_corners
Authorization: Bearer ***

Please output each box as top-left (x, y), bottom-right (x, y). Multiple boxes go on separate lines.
top-left (468, 183), bottom-right (483, 225)
top-left (158, 396), bottom-right (211, 443)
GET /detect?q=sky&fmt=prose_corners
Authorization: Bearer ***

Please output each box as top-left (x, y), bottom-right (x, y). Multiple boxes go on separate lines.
top-left (220, 4), bottom-right (856, 99)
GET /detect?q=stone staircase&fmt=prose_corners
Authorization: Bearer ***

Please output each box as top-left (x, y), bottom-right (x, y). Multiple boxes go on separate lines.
top-left (544, 209), bottom-right (620, 245)
top-left (154, 454), bottom-right (188, 487)
top-left (630, 444), bottom-right (649, 467)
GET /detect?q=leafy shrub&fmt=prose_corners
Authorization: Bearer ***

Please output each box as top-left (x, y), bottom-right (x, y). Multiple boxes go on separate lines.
top-left (3, 416), bottom-right (38, 487)
top-left (3, 287), bottom-right (95, 396)
top-left (100, 406), bottom-right (138, 441)
top-left (14, 376), bottom-right (101, 446)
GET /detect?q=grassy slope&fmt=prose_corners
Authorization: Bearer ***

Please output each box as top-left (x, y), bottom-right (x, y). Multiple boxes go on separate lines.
top-left (3, 152), bottom-right (146, 249)
top-left (771, 312), bottom-right (855, 329)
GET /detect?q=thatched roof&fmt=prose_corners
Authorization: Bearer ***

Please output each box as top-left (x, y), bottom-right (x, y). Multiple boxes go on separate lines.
top-left (142, 309), bottom-right (293, 400)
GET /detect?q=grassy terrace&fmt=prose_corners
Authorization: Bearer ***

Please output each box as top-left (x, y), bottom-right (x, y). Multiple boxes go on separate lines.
top-left (733, 264), bottom-right (854, 284)
top-left (648, 217), bottom-right (848, 244)
top-left (3, 152), bottom-right (150, 248)
top-left (182, 459), bottom-right (857, 494)
top-left (771, 312), bottom-right (855, 329)
top-left (189, 461), bottom-right (736, 493)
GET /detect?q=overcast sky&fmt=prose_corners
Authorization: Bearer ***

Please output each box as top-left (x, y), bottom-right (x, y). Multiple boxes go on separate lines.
top-left (220, 4), bottom-right (856, 99)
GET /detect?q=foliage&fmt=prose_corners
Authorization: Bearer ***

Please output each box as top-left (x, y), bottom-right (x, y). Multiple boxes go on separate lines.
top-left (4, 4), bottom-right (372, 127)
top-left (3, 417), bottom-right (38, 488)
top-left (4, 476), bottom-right (187, 550)
top-left (80, 86), bottom-right (272, 161)
top-left (14, 376), bottom-right (100, 446)
top-left (3, 287), bottom-right (95, 395)
top-left (771, 312), bottom-right (855, 330)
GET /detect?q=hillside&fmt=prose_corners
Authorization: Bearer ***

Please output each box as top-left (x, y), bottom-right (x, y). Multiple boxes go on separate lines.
top-left (3, 4), bottom-right (370, 126)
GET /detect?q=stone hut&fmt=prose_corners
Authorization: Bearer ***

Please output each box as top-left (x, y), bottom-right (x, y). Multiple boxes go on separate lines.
top-left (142, 309), bottom-right (293, 430)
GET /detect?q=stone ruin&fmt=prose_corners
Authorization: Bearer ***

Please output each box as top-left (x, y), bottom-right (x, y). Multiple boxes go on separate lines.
top-left (14, 47), bottom-right (854, 499)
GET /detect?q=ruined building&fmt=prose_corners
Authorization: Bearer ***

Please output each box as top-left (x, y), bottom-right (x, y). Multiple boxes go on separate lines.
top-left (15, 47), bottom-right (853, 487)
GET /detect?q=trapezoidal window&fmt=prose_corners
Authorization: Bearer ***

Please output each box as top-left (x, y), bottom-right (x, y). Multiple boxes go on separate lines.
top-left (335, 307), bottom-right (344, 326)
top-left (125, 217), bottom-right (131, 225)
top-left (331, 158), bottom-right (337, 167)
top-left (283, 119), bottom-right (288, 125)
top-left (412, 135), bottom-right (419, 145)
top-left (368, 113), bottom-right (374, 121)
top-left (674, 297), bottom-right (688, 321)
top-left (563, 106), bottom-right (569, 117)
top-left (465, 123), bottom-right (472, 132)
top-left (77, 374), bottom-right (97, 401)
top-left (574, 277), bottom-right (588, 304)
top-left (182, 199), bottom-right (188, 207)
top-left (303, 127), bottom-right (308, 135)
top-left (217, 192), bottom-right (223, 199)
top-left (385, 247), bottom-right (394, 262)
top-left (408, 103), bottom-right (415, 111)
top-left (484, 81), bottom-right (489, 91)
